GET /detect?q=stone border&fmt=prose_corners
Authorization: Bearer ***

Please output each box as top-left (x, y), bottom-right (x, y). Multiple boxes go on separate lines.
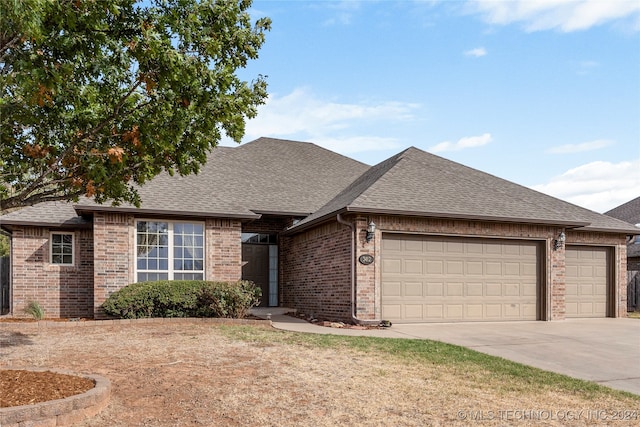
top-left (0, 368), bottom-right (111, 427)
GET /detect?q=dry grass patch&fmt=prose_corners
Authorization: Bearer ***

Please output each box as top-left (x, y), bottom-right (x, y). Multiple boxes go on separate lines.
top-left (1, 322), bottom-right (637, 426)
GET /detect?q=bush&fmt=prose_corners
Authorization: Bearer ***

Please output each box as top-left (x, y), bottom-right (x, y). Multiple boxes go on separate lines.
top-left (101, 280), bottom-right (261, 319)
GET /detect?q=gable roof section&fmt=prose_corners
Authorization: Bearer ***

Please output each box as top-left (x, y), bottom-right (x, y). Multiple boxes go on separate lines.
top-left (605, 196), bottom-right (640, 226)
top-left (2, 138), bottom-right (370, 226)
top-left (291, 147), bottom-right (638, 234)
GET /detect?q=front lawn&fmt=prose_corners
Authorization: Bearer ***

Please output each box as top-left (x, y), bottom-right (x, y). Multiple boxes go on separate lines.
top-left (1, 321), bottom-right (637, 426)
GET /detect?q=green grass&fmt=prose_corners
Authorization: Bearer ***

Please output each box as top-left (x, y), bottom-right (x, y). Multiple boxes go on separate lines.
top-left (218, 325), bottom-right (640, 401)
top-left (627, 311), bottom-right (640, 319)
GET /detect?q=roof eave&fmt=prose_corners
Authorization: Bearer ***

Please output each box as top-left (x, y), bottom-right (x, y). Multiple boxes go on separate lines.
top-left (573, 225), bottom-right (640, 235)
top-left (250, 210), bottom-right (312, 217)
top-left (345, 207), bottom-right (591, 228)
top-left (0, 219), bottom-right (92, 230)
top-left (285, 206), bottom-right (595, 235)
top-left (74, 204), bottom-right (261, 220)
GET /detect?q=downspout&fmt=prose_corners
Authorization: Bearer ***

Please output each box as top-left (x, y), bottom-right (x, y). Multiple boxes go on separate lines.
top-left (336, 213), bottom-right (382, 325)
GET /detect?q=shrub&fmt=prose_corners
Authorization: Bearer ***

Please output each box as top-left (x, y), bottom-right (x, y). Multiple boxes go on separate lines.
top-left (101, 280), bottom-right (261, 319)
top-left (24, 301), bottom-right (45, 320)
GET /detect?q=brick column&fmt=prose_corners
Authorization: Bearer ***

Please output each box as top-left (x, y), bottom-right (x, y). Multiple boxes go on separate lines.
top-left (206, 218), bottom-right (242, 281)
top-left (93, 212), bottom-right (133, 318)
top-left (354, 216), bottom-right (378, 321)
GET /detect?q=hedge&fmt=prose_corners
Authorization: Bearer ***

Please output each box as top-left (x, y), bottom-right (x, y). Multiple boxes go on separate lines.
top-left (101, 280), bottom-right (261, 319)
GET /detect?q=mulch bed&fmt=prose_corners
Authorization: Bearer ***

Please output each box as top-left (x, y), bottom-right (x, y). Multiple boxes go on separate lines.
top-left (286, 312), bottom-right (391, 329)
top-left (0, 370), bottom-right (95, 407)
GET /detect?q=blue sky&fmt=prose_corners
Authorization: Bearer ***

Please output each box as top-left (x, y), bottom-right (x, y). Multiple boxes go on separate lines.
top-left (222, 0), bottom-right (640, 213)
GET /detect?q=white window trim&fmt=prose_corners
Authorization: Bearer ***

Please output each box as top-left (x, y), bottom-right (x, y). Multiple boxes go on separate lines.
top-left (50, 231), bottom-right (74, 266)
top-left (134, 219), bottom-right (205, 281)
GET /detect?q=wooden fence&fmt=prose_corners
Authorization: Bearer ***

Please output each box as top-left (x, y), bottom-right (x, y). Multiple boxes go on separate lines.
top-left (629, 270), bottom-right (640, 312)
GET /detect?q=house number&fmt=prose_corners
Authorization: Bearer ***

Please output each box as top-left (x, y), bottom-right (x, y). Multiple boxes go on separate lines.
top-left (359, 254), bottom-right (374, 265)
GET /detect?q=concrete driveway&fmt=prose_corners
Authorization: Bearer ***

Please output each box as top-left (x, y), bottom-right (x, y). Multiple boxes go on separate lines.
top-left (260, 310), bottom-right (640, 395)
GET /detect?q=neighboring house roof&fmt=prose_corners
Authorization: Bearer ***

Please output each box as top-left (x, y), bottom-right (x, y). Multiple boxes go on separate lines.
top-left (1, 138), bottom-right (369, 226)
top-left (290, 146), bottom-right (639, 234)
top-left (605, 196), bottom-right (640, 226)
top-left (606, 196), bottom-right (640, 258)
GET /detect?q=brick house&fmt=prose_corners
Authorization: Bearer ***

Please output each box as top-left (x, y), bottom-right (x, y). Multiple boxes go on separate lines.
top-left (1, 138), bottom-right (637, 323)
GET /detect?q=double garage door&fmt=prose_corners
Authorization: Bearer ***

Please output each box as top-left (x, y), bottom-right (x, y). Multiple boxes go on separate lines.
top-left (381, 235), bottom-right (610, 323)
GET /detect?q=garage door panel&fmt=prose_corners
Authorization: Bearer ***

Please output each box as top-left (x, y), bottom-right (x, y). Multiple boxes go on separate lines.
top-left (381, 304), bottom-right (401, 319)
top-left (447, 241), bottom-right (464, 253)
top-left (565, 246), bottom-right (609, 318)
top-left (426, 305), bottom-right (444, 319)
top-left (382, 281), bottom-right (401, 297)
top-left (504, 262), bottom-right (520, 275)
top-left (485, 304), bottom-right (502, 318)
top-left (405, 240), bottom-right (423, 252)
top-left (466, 304), bottom-right (483, 318)
top-left (467, 261), bottom-right (483, 275)
top-left (467, 283), bottom-right (483, 296)
top-left (404, 259), bottom-right (423, 274)
top-left (404, 304), bottom-right (423, 319)
top-left (446, 305), bottom-right (463, 318)
top-left (381, 235), bottom-right (540, 323)
top-left (426, 241), bottom-right (444, 252)
top-left (485, 262), bottom-right (502, 275)
top-left (426, 260), bottom-right (443, 274)
top-left (504, 283), bottom-right (520, 296)
top-left (485, 283), bottom-right (501, 296)
top-left (446, 283), bottom-right (463, 296)
top-left (405, 282), bottom-right (423, 297)
top-left (446, 261), bottom-right (464, 274)
top-left (426, 282), bottom-right (443, 296)
top-left (382, 258), bottom-right (401, 273)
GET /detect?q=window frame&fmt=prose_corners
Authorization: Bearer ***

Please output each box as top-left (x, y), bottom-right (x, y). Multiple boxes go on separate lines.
top-left (134, 220), bottom-right (205, 282)
top-left (50, 232), bottom-right (74, 266)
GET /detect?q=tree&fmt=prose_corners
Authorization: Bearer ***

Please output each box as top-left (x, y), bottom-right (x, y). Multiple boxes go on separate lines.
top-left (0, 234), bottom-right (8, 257)
top-left (0, 0), bottom-right (270, 211)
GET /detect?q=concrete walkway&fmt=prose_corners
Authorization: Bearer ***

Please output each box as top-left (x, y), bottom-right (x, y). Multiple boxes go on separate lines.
top-left (250, 308), bottom-right (640, 395)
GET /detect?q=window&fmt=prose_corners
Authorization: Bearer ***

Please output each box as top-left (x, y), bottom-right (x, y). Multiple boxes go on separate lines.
top-left (136, 221), bottom-right (204, 282)
top-left (51, 232), bottom-right (74, 265)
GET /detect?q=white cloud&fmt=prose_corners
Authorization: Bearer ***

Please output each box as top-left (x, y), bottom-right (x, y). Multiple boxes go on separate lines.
top-left (464, 47), bottom-right (487, 57)
top-left (223, 87), bottom-right (420, 154)
top-left (428, 133), bottom-right (493, 153)
top-left (468, 0), bottom-right (640, 32)
top-left (531, 159), bottom-right (640, 212)
top-left (547, 139), bottom-right (614, 153)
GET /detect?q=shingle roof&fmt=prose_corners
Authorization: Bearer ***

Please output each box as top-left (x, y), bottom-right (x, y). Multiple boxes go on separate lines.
top-left (605, 196), bottom-right (640, 225)
top-left (291, 147), bottom-right (639, 234)
top-left (0, 201), bottom-right (91, 228)
top-left (1, 138), bottom-right (369, 226)
top-left (2, 139), bottom-right (637, 235)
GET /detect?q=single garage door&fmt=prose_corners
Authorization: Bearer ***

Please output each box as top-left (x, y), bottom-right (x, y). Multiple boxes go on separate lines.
top-left (565, 246), bottom-right (610, 318)
top-left (381, 234), bottom-right (540, 323)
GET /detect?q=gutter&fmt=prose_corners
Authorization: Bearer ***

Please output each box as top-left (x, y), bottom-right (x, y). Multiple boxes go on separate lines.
top-left (336, 213), bottom-right (382, 326)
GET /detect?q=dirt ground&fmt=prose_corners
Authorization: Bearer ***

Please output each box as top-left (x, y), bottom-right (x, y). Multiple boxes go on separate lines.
top-left (1, 320), bottom-right (638, 426)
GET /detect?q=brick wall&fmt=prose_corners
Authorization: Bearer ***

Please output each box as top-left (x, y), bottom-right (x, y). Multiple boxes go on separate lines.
top-left (10, 226), bottom-right (94, 318)
top-left (206, 218), bottom-right (242, 281)
top-left (284, 214), bottom-right (628, 322)
top-left (93, 212), bottom-right (133, 318)
top-left (242, 216), bottom-right (295, 234)
top-left (281, 221), bottom-right (352, 321)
